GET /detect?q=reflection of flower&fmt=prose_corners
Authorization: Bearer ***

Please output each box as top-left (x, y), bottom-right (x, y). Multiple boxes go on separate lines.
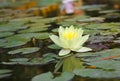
top-left (50, 25), bottom-right (92, 56)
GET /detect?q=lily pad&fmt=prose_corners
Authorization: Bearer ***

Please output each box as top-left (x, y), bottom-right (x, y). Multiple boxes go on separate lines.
top-left (8, 47), bottom-right (40, 55)
top-left (10, 16), bottom-right (43, 23)
top-left (0, 74), bottom-right (12, 79)
top-left (87, 60), bottom-right (120, 70)
top-left (0, 32), bottom-right (14, 38)
top-left (1, 41), bottom-right (28, 48)
top-left (48, 44), bottom-right (61, 49)
top-left (0, 36), bottom-right (28, 48)
top-left (0, 69), bottom-right (12, 79)
top-left (81, 48), bottom-right (120, 61)
top-left (32, 72), bottom-right (74, 81)
top-left (88, 35), bottom-right (114, 43)
top-left (0, 22), bottom-right (28, 32)
top-left (9, 58), bottom-right (29, 62)
top-left (0, 69), bottom-right (12, 74)
top-left (74, 69), bottom-right (120, 78)
top-left (18, 26), bottom-right (48, 33)
top-left (113, 40), bottom-right (120, 43)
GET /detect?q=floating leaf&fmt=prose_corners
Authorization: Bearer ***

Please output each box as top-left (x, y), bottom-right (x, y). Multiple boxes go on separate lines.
top-left (113, 40), bottom-right (120, 43)
top-left (0, 32), bottom-right (14, 38)
top-left (18, 27), bottom-right (48, 33)
top-left (0, 69), bottom-right (12, 79)
top-left (4, 32), bottom-right (50, 46)
top-left (9, 58), bottom-right (29, 62)
top-left (82, 49), bottom-right (120, 62)
top-left (10, 32), bottom-right (50, 40)
top-left (32, 72), bottom-right (53, 81)
top-left (10, 16), bottom-right (43, 23)
top-left (0, 74), bottom-right (12, 79)
top-left (32, 71), bottom-right (74, 81)
top-left (2, 41), bottom-right (28, 48)
top-left (8, 47), bottom-right (40, 55)
top-left (87, 60), bottom-right (120, 70)
top-left (0, 22), bottom-right (27, 32)
top-left (74, 69), bottom-right (120, 78)
top-left (48, 44), bottom-right (61, 49)
top-left (0, 69), bottom-right (12, 74)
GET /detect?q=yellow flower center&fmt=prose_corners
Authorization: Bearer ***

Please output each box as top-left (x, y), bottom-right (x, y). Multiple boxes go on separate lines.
top-left (63, 31), bottom-right (77, 40)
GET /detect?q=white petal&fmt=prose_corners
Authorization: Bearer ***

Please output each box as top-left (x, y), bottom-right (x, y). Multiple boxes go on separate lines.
top-left (58, 26), bottom-right (64, 36)
top-left (59, 49), bottom-right (71, 56)
top-left (79, 35), bottom-right (89, 46)
top-left (78, 28), bottom-right (83, 37)
top-left (49, 35), bottom-right (61, 47)
top-left (72, 35), bottom-right (89, 50)
top-left (75, 47), bottom-right (92, 52)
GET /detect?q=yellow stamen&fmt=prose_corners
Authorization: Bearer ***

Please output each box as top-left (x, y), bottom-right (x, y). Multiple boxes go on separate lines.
top-left (63, 31), bottom-right (77, 40)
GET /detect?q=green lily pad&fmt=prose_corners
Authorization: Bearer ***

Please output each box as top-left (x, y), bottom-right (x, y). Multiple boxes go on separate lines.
top-left (18, 26), bottom-right (48, 33)
top-left (81, 48), bottom-right (120, 61)
top-left (77, 17), bottom-right (105, 23)
top-left (48, 44), bottom-right (61, 49)
top-left (0, 22), bottom-right (28, 32)
top-left (0, 32), bottom-right (50, 48)
top-left (10, 16), bottom-right (43, 23)
top-left (3, 53), bottom-right (57, 65)
top-left (6, 32), bottom-right (50, 41)
top-left (0, 36), bottom-right (28, 48)
top-left (0, 39), bottom-right (7, 45)
top-left (1, 41), bottom-right (28, 48)
top-left (100, 28), bottom-right (120, 35)
top-left (8, 47), bottom-right (40, 55)
top-left (77, 49), bottom-right (120, 71)
top-left (31, 16), bottom-right (65, 23)
top-left (74, 69), bottom-right (120, 78)
top-left (26, 23), bottom-right (50, 28)
top-left (0, 69), bottom-right (12, 74)
top-left (0, 69), bottom-right (12, 79)
top-left (113, 40), bottom-right (120, 43)
top-left (0, 74), bottom-right (12, 79)
top-left (87, 60), bottom-right (120, 70)
top-left (0, 32), bottom-right (14, 38)
top-left (9, 58), bottom-right (29, 62)
top-left (32, 72), bottom-right (74, 81)
top-left (51, 28), bottom-right (58, 33)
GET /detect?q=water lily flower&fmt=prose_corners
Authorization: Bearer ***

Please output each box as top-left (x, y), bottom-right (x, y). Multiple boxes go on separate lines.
top-left (49, 25), bottom-right (92, 56)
